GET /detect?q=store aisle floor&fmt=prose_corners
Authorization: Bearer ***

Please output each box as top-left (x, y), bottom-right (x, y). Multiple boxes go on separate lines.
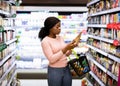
top-left (20, 79), bottom-right (82, 86)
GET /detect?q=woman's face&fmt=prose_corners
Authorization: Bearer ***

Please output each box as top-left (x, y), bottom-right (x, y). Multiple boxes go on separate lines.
top-left (50, 22), bottom-right (61, 35)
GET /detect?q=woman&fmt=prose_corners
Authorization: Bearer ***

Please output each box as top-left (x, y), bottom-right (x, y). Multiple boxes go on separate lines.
top-left (38, 16), bottom-right (77, 86)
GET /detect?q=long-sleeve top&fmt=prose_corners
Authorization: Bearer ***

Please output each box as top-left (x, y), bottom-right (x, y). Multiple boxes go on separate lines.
top-left (41, 35), bottom-right (68, 68)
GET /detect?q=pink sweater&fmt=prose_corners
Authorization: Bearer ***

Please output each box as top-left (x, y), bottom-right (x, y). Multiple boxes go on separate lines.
top-left (41, 36), bottom-right (68, 68)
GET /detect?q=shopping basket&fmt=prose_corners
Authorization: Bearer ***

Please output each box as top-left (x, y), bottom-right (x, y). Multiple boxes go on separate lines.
top-left (68, 49), bottom-right (90, 78)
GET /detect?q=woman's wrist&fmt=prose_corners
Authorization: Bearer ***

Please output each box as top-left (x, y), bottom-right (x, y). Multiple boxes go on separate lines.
top-left (62, 48), bottom-right (67, 54)
top-left (65, 50), bottom-right (72, 56)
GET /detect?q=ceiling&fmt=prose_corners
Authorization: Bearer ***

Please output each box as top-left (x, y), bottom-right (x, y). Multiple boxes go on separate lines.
top-left (20, 0), bottom-right (88, 6)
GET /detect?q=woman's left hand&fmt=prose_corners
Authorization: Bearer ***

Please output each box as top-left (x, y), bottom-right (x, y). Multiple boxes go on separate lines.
top-left (65, 50), bottom-right (72, 56)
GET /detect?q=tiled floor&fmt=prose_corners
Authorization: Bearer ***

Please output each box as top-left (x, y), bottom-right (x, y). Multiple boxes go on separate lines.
top-left (20, 79), bottom-right (82, 86)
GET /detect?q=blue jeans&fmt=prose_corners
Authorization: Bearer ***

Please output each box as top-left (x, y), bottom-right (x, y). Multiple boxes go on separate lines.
top-left (47, 65), bottom-right (72, 86)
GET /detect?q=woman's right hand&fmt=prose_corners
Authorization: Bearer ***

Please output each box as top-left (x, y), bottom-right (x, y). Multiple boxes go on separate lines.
top-left (62, 41), bottom-right (77, 54)
top-left (67, 40), bottom-right (78, 49)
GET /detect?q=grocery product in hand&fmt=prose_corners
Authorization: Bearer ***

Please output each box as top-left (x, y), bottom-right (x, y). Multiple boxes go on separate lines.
top-left (74, 32), bottom-right (82, 44)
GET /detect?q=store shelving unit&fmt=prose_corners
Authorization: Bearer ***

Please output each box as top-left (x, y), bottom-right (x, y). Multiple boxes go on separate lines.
top-left (89, 71), bottom-right (105, 86)
top-left (87, 53), bottom-right (118, 81)
top-left (0, 0), bottom-right (20, 86)
top-left (87, 0), bottom-right (100, 7)
top-left (86, 0), bottom-right (120, 86)
top-left (88, 7), bottom-right (120, 17)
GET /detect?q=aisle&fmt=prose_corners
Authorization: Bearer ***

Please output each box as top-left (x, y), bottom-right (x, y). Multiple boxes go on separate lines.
top-left (20, 79), bottom-right (82, 86)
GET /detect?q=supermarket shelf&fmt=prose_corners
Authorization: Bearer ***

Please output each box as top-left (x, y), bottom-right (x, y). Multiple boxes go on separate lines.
top-left (4, 26), bottom-right (15, 30)
top-left (89, 71), bottom-right (105, 86)
top-left (0, 62), bottom-right (16, 83)
top-left (87, 0), bottom-right (119, 85)
top-left (13, 25), bottom-right (41, 28)
top-left (87, 0), bottom-right (100, 7)
top-left (0, 10), bottom-right (10, 16)
top-left (13, 83), bottom-right (17, 86)
top-left (87, 24), bottom-right (106, 28)
top-left (87, 44), bottom-right (108, 56)
top-left (4, 17), bottom-right (16, 20)
top-left (107, 70), bottom-right (118, 81)
top-left (0, 49), bottom-right (17, 67)
top-left (87, 44), bottom-right (120, 63)
top-left (0, 1), bottom-right (18, 85)
top-left (5, 38), bottom-right (17, 45)
top-left (87, 53), bottom-right (118, 81)
top-left (107, 54), bottom-right (120, 64)
top-left (88, 35), bottom-right (113, 44)
top-left (6, 0), bottom-right (16, 5)
top-left (7, 69), bottom-right (17, 86)
top-left (88, 7), bottom-right (120, 17)
top-left (87, 53), bottom-right (107, 73)
top-left (85, 78), bottom-right (93, 86)
top-left (4, 26), bottom-right (12, 30)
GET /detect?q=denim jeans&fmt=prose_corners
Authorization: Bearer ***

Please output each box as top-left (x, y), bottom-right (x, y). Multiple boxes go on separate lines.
top-left (47, 65), bottom-right (72, 86)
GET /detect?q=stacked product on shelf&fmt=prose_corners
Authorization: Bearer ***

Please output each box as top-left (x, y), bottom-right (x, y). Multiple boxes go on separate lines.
top-left (86, 0), bottom-right (120, 86)
top-left (0, 0), bottom-right (21, 86)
